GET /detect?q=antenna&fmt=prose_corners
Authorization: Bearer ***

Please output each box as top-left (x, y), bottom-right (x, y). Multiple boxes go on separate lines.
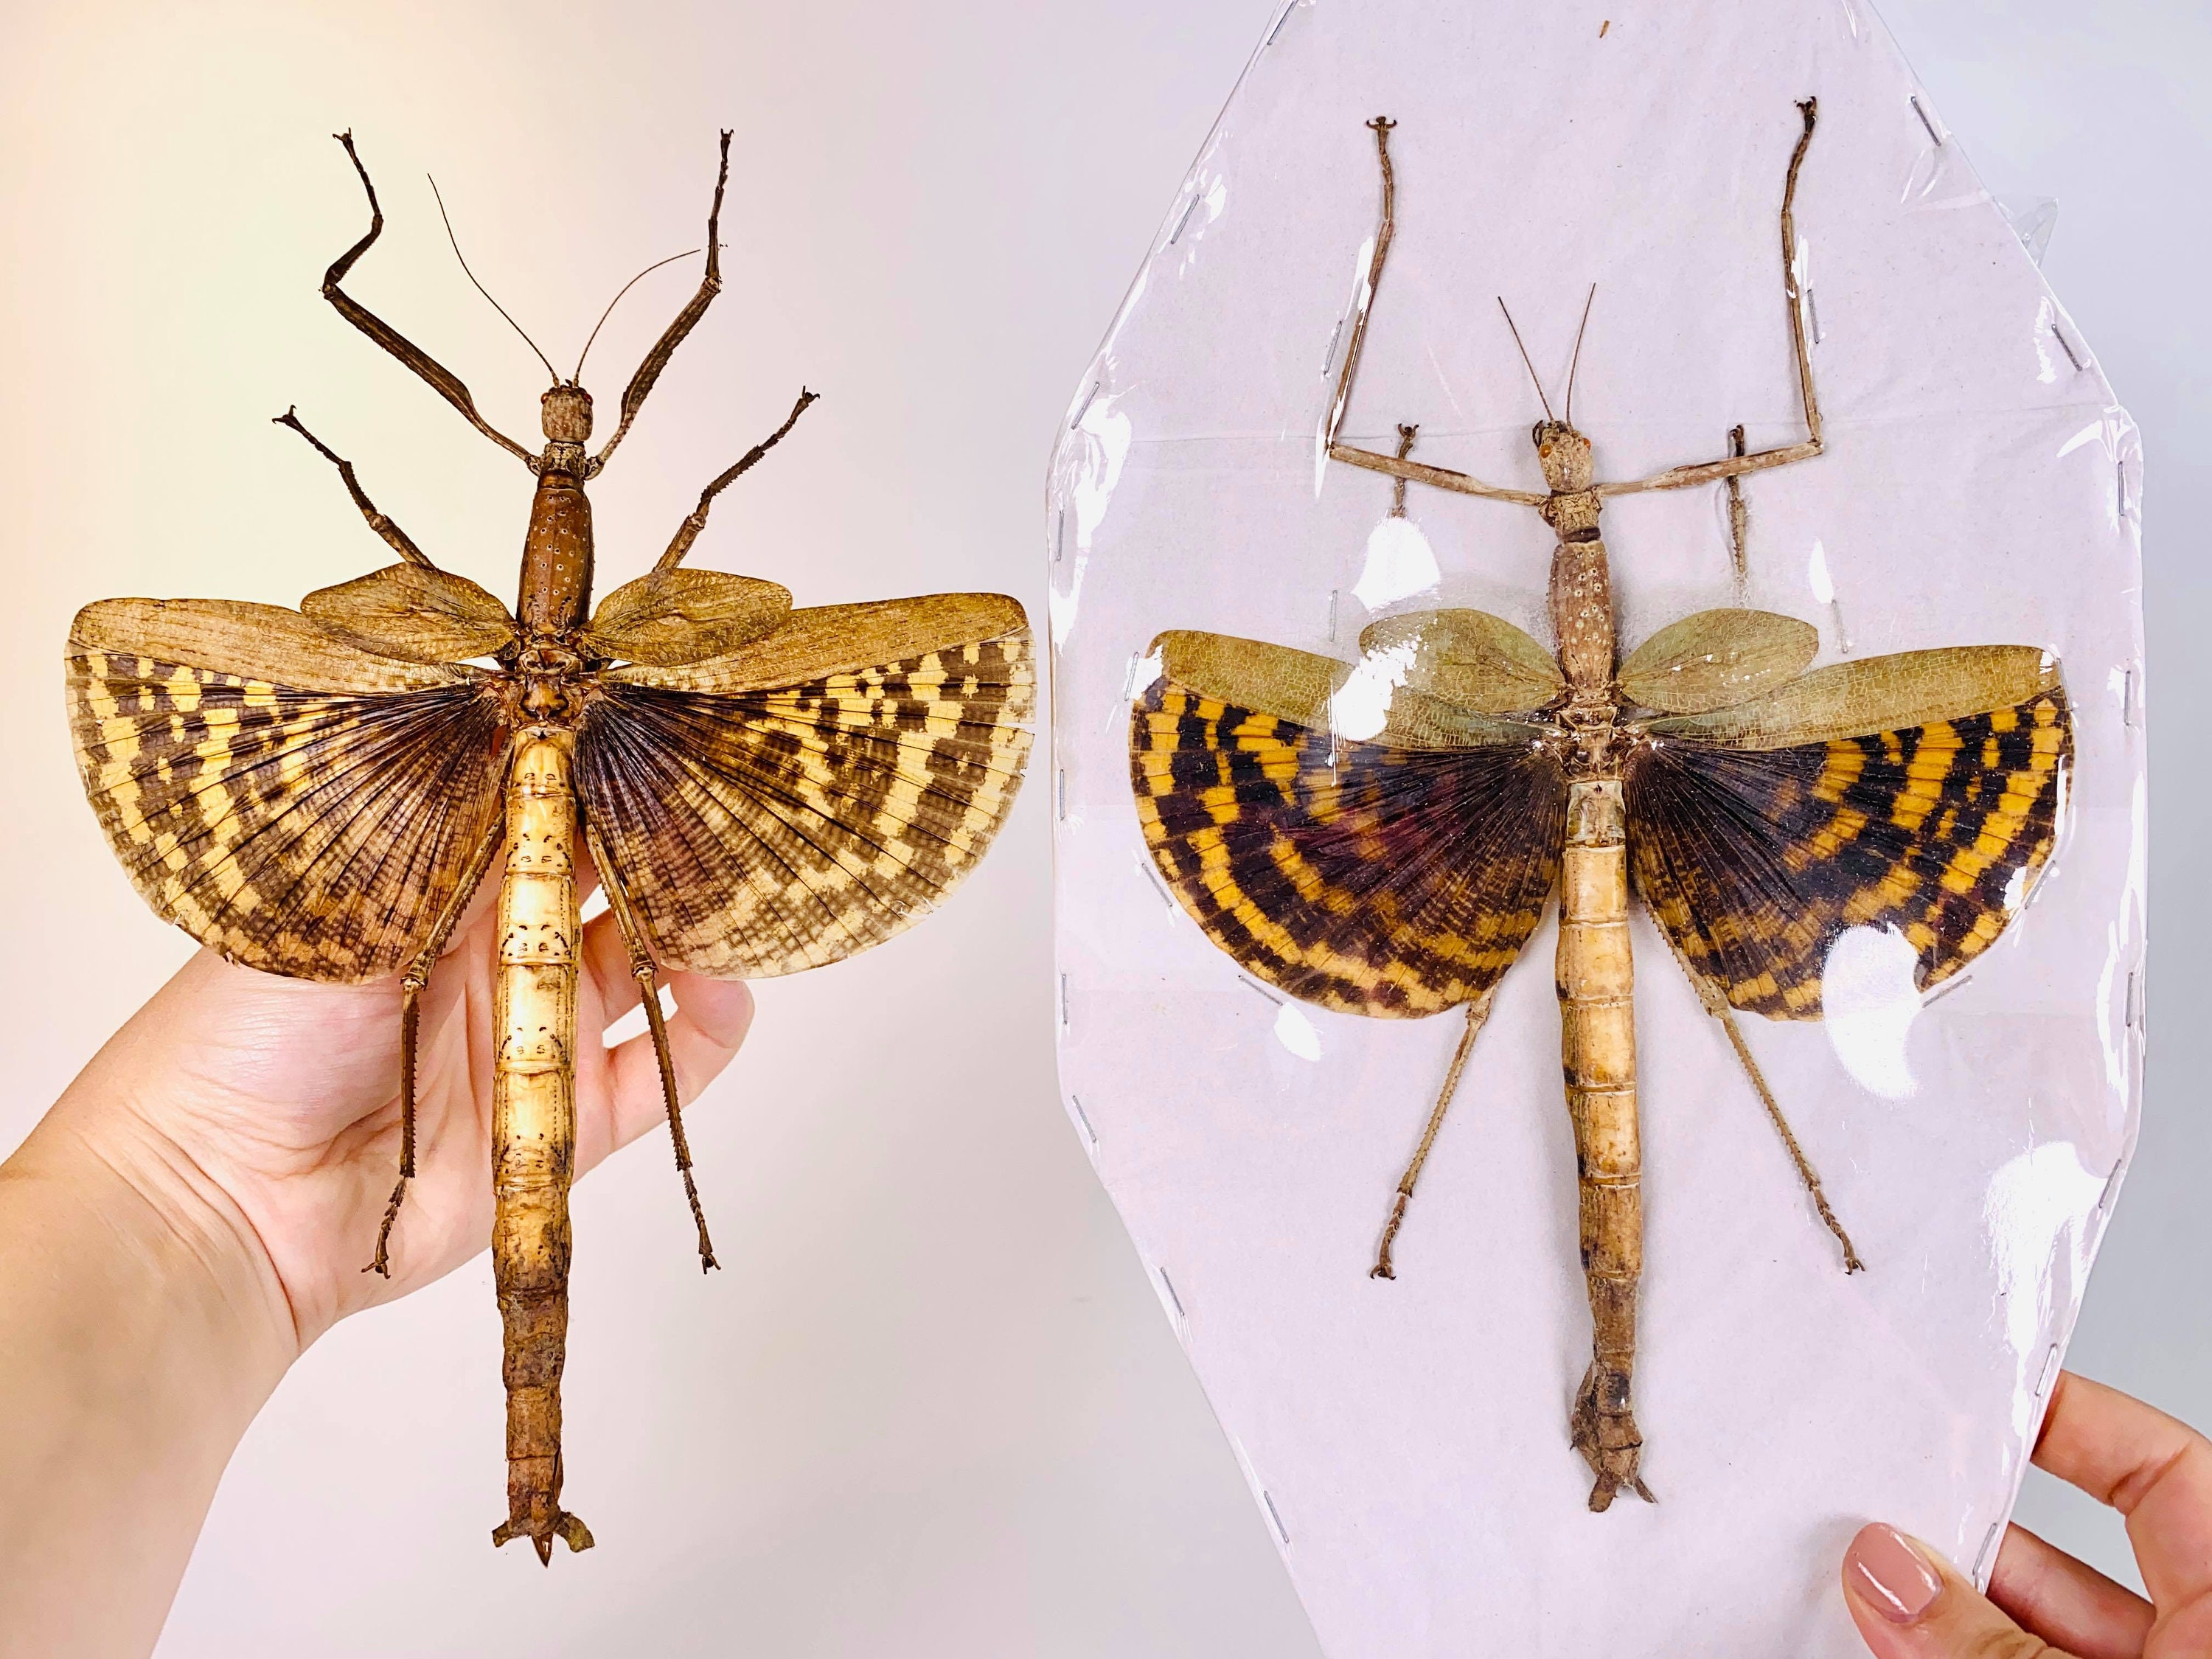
top-left (427, 175), bottom-right (560, 386)
top-left (574, 247), bottom-right (704, 383)
top-left (1496, 298), bottom-right (1554, 422)
top-left (1564, 284), bottom-right (1597, 425)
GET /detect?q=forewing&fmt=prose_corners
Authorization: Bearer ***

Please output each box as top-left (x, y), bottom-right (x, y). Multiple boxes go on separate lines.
top-left (582, 568), bottom-right (793, 667)
top-left (67, 599), bottom-right (509, 981)
top-left (1156, 627), bottom-right (1541, 749)
top-left (1357, 608), bottom-right (1566, 713)
top-left (1615, 608), bottom-right (1818, 714)
top-left (576, 597), bottom-right (1033, 978)
top-left (301, 564), bottom-right (518, 664)
top-left (1626, 653), bottom-right (2070, 1019)
top-left (1132, 640), bottom-right (1566, 1018)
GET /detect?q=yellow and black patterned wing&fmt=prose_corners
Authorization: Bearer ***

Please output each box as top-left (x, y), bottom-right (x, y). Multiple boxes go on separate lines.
top-left (67, 598), bottom-right (509, 981)
top-left (1131, 633), bottom-right (1567, 1018)
top-left (576, 594), bottom-right (1033, 978)
top-left (1624, 647), bottom-right (2070, 1020)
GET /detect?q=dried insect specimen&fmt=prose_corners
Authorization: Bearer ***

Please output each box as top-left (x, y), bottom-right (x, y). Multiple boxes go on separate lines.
top-left (66, 132), bottom-right (1032, 1559)
top-left (1128, 101), bottom-right (2067, 1509)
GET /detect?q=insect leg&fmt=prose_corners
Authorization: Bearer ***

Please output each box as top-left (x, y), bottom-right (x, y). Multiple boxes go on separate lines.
top-left (1596, 100), bottom-right (1826, 499)
top-left (1323, 115), bottom-right (1398, 451)
top-left (274, 406), bottom-right (435, 568)
top-left (590, 131), bottom-right (734, 474)
top-left (1725, 425), bottom-right (1749, 593)
top-left (1324, 119), bottom-right (1546, 507)
top-left (653, 389), bottom-right (821, 572)
top-left (367, 808), bottom-right (508, 1276)
top-left (321, 132), bottom-right (535, 467)
top-left (1685, 969), bottom-right (1864, 1273)
top-left (1371, 990), bottom-right (1495, 1279)
top-left (579, 813), bottom-right (719, 1270)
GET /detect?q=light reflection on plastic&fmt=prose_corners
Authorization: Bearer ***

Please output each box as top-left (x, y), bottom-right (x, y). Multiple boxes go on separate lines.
top-left (1315, 232), bottom-right (1379, 497)
top-left (1983, 1144), bottom-right (2105, 1441)
top-left (1274, 1001), bottom-right (1323, 1061)
top-left (1808, 539), bottom-right (1836, 606)
top-left (1050, 389), bottom-right (1135, 649)
top-left (1354, 516), bottom-right (1441, 610)
top-left (1329, 640), bottom-right (1415, 741)
top-left (2031, 298), bottom-right (2062, 386)
top-left (1822, 925), bottom-right (1921, 1099)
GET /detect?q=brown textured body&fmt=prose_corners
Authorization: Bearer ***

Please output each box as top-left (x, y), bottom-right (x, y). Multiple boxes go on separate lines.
top-left (488, 728), bottom-right (594, 1561)
top-left (1558, 775), bottom-right (1645, 1507)
top-left (1541, 432), bottom-right (1651, 1508)
top-left (518, 468), bottom-right (594, 635)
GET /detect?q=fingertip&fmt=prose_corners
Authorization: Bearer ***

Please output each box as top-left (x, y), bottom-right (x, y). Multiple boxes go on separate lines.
top-left (669, 971), bottom-right (754, 1055)
top-left (1842, 1523), bottom-right (1942, 1627)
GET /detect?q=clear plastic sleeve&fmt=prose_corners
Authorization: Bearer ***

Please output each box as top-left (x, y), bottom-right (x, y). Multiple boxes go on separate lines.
top-left (1046, 1), bottom-right (2146, 1652)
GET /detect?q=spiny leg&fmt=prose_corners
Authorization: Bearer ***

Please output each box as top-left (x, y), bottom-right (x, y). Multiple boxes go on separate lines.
top-left (1388, 422), bottom-right (1418, 518)
top-left (654, 389), bottom-right (820, 572)
top-left (590, 131), bottom-right (736, 474)
top-left (1724, 424), bottom-right (1749, 594)
top-left (367, 812), bottom-right (507, 1276)
top-left (1324, 115), bottom-right (1397, 450)
top-left (581, 815), bottom-right (717, 1270)
top-left (1684, 966), bottom-right (1863, 1273)
top-left (1371, 991), bottom-right (1492, 1279)
top-left (1597, 99), bottom-right (1825, 498)
top-left (274, 406), bottom-right (434, 569)
top-left (321, 131), bottom-right (535, 467)
top-left (1322, 119), bottom-right (1546, 507)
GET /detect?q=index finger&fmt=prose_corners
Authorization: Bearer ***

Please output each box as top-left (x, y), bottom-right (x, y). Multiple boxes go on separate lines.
top-left (2034, 1369), bottom-right (2212, 1611)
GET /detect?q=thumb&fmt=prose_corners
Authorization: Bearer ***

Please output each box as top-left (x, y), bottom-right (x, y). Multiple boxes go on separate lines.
top-left (1842, 1523), bottom-right (2066, 1658)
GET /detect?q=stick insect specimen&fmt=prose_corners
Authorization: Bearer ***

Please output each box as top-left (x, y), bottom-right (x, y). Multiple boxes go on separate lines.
top-left (66, 133), bottom-right (1032, 1559)
top-left (1129, 102), bottom-right (2067, 1509)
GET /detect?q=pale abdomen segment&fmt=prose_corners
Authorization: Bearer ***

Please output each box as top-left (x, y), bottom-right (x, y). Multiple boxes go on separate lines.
top-left (1556, 776), bottom-right (1652, 1509)
top-left (490, 730), bottom-right (594, 1560)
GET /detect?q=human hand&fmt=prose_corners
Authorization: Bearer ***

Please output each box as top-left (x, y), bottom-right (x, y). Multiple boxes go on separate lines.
top-left (1842, 1371), bottom-right (2212, 1657)
top-left (46, 858), bottom-right (753, 1358)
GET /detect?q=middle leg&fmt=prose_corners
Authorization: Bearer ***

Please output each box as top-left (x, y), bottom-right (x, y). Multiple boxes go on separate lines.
top-left (275, 406), bottom-right (435, 571)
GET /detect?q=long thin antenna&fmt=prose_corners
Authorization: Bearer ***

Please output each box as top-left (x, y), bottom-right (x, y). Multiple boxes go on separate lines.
top-left (1564, 283), bottom-right (1597, 425)
top-left (427, 175), bottom-right (560, 386)
top-left (574, 247), bottom-right (703, 383)
top-left (1497, 297), bottom-right (1554, 421)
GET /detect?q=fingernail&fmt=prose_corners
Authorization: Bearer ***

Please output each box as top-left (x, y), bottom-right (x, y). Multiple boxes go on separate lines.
top-left (1846, 1523), bottom-right (1943, 1624)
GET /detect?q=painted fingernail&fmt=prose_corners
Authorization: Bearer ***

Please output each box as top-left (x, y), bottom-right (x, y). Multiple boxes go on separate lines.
top-left (1846, 1523), bottom-right (1942, 1624)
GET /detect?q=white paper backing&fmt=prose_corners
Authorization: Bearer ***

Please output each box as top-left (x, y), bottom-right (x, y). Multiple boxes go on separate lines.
top-left (1046, 0), bottom-right (2146, 1652)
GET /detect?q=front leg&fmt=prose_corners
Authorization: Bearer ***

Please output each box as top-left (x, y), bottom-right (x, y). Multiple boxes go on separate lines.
top-left (1598, 100), bottom-right (1824, 500)
top-left (589, 130), bottom-right (736, 475)
top-left (1329, 440), bottom-right (1548, 507)
top-left (321, 133), bottom-right (537, 467)
top-left (1324, 117), bottom-right (1548, 508)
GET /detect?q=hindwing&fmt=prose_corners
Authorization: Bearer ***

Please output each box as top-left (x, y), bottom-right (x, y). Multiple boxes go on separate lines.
top-left (1626, 680), bottom-right (2070, 1019)
top-left (1131, 641), bottom-right (1566, 1018)
top-left (575, 597), bottom-right (1033, 978)
top-left (67, 600), bottom-right (509, 981)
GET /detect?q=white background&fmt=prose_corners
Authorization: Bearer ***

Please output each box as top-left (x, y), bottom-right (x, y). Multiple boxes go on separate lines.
top-left (0, 1), bottom-right (2201, 1653)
